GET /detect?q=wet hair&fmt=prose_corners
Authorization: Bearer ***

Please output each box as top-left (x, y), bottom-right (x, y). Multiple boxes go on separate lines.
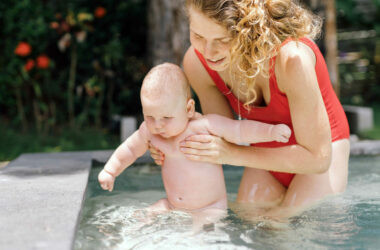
top-left (141, 63), bottom-right (191, 103)
top-left (186, 0), bottom-right (322, 107)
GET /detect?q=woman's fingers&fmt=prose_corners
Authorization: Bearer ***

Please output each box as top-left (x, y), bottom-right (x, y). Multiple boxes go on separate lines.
top-left (184, 134), bottom-right (213, 143)
top-left (180, 134), bottom-right (216, 151)
top-left (180, 140), bottom-right (210, 150)
top-left (150, 152), bottom-right (164, 165)
top-left (180, 146), bottom-right (218, 156)
top-left (150, 150), bottom-right (163, 160)
top-left (180, 134), bottom-right (220, 157)
top-left (184, 154), bottom-right (215, 163)
top-left (179, 134), bottom-right (234, 165)
top-left (148, 142), bottom-right (165, 165)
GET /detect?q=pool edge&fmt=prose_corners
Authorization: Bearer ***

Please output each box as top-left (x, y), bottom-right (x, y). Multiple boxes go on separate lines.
top-left (0, 150), bottom-right (113, 250)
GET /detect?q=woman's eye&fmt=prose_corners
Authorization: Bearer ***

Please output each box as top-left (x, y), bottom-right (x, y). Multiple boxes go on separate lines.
top-left (193, 33), bottom-right (202, 39)
top-left (220, 39), bottom-right (231, 44)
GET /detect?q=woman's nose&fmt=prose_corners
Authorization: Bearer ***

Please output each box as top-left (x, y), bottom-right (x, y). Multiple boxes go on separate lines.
top-left (203, 41), bottom-right (217, 58)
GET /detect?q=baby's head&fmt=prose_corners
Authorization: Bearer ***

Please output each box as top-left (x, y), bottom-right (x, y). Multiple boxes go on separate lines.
top-left (141, 63), bottom-right (195, 138)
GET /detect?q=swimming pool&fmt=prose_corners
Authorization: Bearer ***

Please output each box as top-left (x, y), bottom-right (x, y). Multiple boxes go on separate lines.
top-left (74, 156), bottom-right (380, 249)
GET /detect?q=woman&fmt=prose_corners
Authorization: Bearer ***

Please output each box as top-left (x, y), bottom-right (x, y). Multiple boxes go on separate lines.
top-left (151, 0), bottom-right (350, 217)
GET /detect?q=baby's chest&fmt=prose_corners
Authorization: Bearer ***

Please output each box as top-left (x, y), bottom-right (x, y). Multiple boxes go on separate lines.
top-left (150, 136), bottom-right (180, 157)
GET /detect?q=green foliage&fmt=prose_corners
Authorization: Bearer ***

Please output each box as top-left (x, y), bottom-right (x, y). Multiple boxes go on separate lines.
top-left (337, 0), bottom-right (380, 30)
top-left (0, 123), bottom-right (119, 161)
top-left (0, 0), bottom-right (148, 132)
top-left (336, 0), bottom-right (380, 106)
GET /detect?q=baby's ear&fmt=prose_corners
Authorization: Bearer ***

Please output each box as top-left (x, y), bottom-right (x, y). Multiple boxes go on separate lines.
top-left (186, 99), bottom-right (195, 118)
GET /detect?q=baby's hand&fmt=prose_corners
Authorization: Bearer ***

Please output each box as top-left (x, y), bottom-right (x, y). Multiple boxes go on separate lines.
top-left (98, 169), bottom-right (115, 192)
top-left (271, 124), bottom-right (292, 143)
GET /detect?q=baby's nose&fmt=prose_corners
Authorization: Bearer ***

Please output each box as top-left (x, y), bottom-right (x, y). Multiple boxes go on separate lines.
top-left (154, 120), bottom-right (164, 129)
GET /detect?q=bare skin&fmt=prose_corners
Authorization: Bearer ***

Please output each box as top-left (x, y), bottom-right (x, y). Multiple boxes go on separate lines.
top-left (150, 8), bottom-right (350, 219)
top-left (99, 76), bottom-right (227, 212)
top-left (99, 63), bottom-right (292, 227)
top-left (100, 105), bottom-right (292, 210)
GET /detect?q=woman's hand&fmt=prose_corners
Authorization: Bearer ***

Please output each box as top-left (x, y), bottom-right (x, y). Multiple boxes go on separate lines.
top-left (179, 134), bottom-right (234, 165)
top-left (148, 142), bottom-right (165, 165)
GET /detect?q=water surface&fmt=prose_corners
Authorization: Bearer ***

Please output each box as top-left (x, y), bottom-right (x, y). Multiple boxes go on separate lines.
top-left (75, 156), bottom-right (380, 249)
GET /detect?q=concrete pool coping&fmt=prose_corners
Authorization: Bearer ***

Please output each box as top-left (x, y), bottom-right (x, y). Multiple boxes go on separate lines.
top-left (0, 138), bottom-right (379, 250)
top-left (0, 150), bottom-right (152, 250)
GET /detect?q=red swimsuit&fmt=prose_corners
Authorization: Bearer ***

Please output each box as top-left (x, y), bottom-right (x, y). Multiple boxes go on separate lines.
top-left (194, 37), bottom-right (350, 187)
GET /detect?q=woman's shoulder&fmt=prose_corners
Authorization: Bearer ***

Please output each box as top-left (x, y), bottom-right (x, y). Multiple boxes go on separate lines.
top-left (183, 46), bottom-right (215, 88)
top-left (277, 39), bottom-right (316, 69)
top-left (275, 39), bottom-right (317, 92)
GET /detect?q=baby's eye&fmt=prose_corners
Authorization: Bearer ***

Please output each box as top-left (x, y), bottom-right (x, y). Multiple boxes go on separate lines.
top-left (163, 117), bottom-right (172, 119)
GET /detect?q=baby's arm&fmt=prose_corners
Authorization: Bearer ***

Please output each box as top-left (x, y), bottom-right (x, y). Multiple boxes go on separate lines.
top-left (203, 114), bottom-right (291, 144)
top-left (98, 123), bottom-right (150, 191)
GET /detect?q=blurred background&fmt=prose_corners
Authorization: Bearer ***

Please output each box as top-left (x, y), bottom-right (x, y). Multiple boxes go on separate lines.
top-left (0, 0), bottom-right (379, 161)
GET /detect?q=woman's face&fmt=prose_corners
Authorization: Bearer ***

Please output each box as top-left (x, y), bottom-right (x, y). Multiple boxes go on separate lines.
top-left (188, 7), bottom-right (233, 72)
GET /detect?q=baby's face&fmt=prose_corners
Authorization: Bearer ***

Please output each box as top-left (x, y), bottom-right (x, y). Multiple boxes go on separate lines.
top-left (142, 95), bottom-right (191, 138)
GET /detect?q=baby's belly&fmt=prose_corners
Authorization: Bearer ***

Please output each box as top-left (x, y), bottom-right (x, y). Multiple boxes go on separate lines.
top-left (161, 157), bottom-right (226, 210)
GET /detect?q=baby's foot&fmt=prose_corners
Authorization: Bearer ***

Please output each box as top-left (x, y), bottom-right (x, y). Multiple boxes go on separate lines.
top-left (271, 124), bottom-right (291, 143)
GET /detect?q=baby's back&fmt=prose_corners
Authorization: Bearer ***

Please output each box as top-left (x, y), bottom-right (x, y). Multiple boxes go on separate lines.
top-left (150, 118), bottom-right (227, 210)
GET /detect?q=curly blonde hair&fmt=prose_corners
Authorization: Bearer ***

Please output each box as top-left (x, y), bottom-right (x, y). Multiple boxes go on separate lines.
top-left (186, 0), bottom-right (322, 107)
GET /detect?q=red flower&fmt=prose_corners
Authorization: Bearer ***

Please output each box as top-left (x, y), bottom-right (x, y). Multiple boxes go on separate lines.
top-left (61, 21), bottom-right (70, 32)
top-left (50, 22), bottom-right (59, 29)
top-left (94, 7), bottom-right (106, 18)
top-left (14, 42), bottom-right (32, 57)
top-left (36, 55), bottom-right (50, 69)
top-left (24, 59), bottom-right (35, 71)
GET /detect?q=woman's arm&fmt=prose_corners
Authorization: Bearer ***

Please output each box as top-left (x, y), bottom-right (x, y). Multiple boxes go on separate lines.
top-left (181, 43), bottom-right (332, 174)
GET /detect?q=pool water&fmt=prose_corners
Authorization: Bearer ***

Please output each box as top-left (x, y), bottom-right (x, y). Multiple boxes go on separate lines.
top-left (74, 156), bottom-right (380, 249)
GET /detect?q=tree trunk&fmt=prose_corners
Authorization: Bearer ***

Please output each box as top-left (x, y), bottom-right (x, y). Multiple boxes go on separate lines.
top-left (68, 43), bottom-right (77, 127)
top-left (14, 87), bottom-right (28, 132)
top-left (323, 0), bottom-right (340, 98)
top-left (303, 0), bottom-right (340, 97)
top-left (147, 0), bottom-right (190, 67)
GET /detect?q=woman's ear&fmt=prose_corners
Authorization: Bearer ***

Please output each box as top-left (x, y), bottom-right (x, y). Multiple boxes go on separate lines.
top-left (186, 99), bottom-right (195, 118)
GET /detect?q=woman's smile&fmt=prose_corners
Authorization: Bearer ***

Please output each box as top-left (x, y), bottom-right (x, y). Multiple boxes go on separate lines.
top-left (206, 57), bottom-right (226, 66)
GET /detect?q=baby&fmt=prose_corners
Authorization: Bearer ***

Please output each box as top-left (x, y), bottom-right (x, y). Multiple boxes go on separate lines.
top-left (98, 63), bottom-right (291, 225)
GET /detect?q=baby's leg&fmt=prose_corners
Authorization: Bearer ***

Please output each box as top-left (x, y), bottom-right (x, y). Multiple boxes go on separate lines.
top-left (191, 208), bottom-right (227, 233)
top-left (134, 198), bottom-right (171, 226)
top-left (190, 198), bottom-right (227, 233)
top-left (148, 198), bottom-right (171, 214)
